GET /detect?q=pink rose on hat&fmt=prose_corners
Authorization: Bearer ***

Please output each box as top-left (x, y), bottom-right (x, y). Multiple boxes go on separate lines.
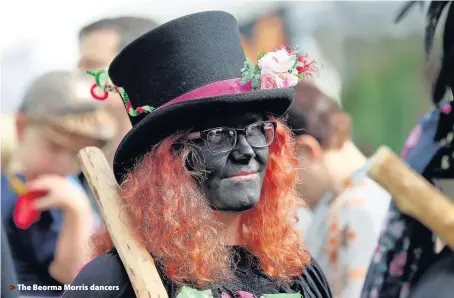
top-left (259, 74), bottom-right (279, 90)
top-left (277, 73), bottom-right (299, 88)
top-left (260, 72), bottom-right (300, 89)
top-left (258, 49), bottom-right (296, 73)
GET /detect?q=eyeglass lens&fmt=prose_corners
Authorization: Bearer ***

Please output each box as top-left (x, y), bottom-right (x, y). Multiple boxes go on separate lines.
top-left (206, 122), bottom-right (275, 153)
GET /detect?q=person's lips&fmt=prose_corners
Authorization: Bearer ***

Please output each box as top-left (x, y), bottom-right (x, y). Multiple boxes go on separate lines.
top-left (224, 172), bottom-right (258, 180)
top-left (231, 172), bottom-right (256, 177)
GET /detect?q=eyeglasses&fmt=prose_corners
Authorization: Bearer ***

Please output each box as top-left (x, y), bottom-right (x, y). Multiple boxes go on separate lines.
top-left (187, 121), bottom-right (277, 153)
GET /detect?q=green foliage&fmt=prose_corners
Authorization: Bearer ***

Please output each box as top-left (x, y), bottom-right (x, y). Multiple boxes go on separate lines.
top-left (240, 60), bottom-right (260, 89)
top-left (342, 36), bottom-right (430, 155)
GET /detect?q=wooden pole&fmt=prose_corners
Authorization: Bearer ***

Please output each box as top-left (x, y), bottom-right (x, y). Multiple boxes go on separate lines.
top-left (368, 146), bottom-right (454, 249)
top-left (77, 147), bottom-right (168, 298)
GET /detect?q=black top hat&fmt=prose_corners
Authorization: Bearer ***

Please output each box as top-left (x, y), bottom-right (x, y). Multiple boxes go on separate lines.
top-left (107, 11), bottom-right (296, 183)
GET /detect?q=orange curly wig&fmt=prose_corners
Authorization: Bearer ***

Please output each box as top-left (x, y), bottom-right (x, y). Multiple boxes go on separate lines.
top-left (90, 119), bottom-right (310, 286)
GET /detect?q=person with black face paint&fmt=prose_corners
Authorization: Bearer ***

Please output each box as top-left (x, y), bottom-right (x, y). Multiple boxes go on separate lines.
top-left (62, 11), bottom-right (333, 298)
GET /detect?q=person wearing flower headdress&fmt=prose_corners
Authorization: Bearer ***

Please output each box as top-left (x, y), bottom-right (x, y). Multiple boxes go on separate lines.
top-left (63, 11), bottom-right (333, 298)
top-left (361, 2), bottom-right (453, 298)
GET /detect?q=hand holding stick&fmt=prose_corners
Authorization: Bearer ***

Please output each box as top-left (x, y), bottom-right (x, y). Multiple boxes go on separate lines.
top-left (77, 147), bottom-right (168, 298)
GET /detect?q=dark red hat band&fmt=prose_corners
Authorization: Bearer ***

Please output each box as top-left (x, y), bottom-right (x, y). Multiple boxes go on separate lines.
top-left (156, 78), bottom-right (253, 111)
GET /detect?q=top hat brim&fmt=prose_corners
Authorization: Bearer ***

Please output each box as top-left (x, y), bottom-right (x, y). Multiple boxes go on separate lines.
top-left (113, 87), bottom-right (294, 183)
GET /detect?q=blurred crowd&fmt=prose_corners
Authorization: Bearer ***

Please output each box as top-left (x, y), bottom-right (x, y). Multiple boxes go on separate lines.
top-left (1, 2), bottom-right (453, 298)
top-left (1, 17), bottom-right (157, 298)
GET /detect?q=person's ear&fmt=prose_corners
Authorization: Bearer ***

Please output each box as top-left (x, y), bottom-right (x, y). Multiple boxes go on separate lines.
top-left (15, 113), bottom-right (28, 141)
top-left (296, 134), bottom-right (323, 161)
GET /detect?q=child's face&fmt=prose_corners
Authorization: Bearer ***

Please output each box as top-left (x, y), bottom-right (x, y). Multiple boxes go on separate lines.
top-left (17, 122), bottom-right (101, 178)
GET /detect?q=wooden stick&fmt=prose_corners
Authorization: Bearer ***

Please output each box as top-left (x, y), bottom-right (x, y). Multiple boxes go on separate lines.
top-left (77, 147), bottom-right (168, 298)
top-left (368, 146), bottom-right (454, 248)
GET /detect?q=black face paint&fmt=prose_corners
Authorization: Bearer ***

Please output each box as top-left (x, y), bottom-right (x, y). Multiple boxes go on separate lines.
top-left (191, 112), bottom-right (270, 212)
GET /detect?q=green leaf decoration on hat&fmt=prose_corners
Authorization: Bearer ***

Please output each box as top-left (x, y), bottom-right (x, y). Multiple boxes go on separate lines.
top-left (87, 69), bottom-right (155, 117)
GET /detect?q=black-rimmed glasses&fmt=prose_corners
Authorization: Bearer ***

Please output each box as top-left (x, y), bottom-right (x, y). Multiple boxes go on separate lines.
top-left (187, 121), bottom-right (277, 153)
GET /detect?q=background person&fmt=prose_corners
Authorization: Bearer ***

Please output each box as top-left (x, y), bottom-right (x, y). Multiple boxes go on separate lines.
top-left (2, 71), bottom-right (116, 297)
top-left (78, 16), bottom-right (159, 166)
top-left (287, 82), bottom-right (391, 298)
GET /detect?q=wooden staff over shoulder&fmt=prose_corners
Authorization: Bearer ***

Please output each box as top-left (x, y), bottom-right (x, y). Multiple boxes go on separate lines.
top-left (367, 146), bottom-right (454, 249)
top-left (77, 146), bottom-right (168, 298)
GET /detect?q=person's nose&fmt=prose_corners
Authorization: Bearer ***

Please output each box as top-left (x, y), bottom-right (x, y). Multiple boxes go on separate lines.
top-left (230, 134), bottom-right (256, 161)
